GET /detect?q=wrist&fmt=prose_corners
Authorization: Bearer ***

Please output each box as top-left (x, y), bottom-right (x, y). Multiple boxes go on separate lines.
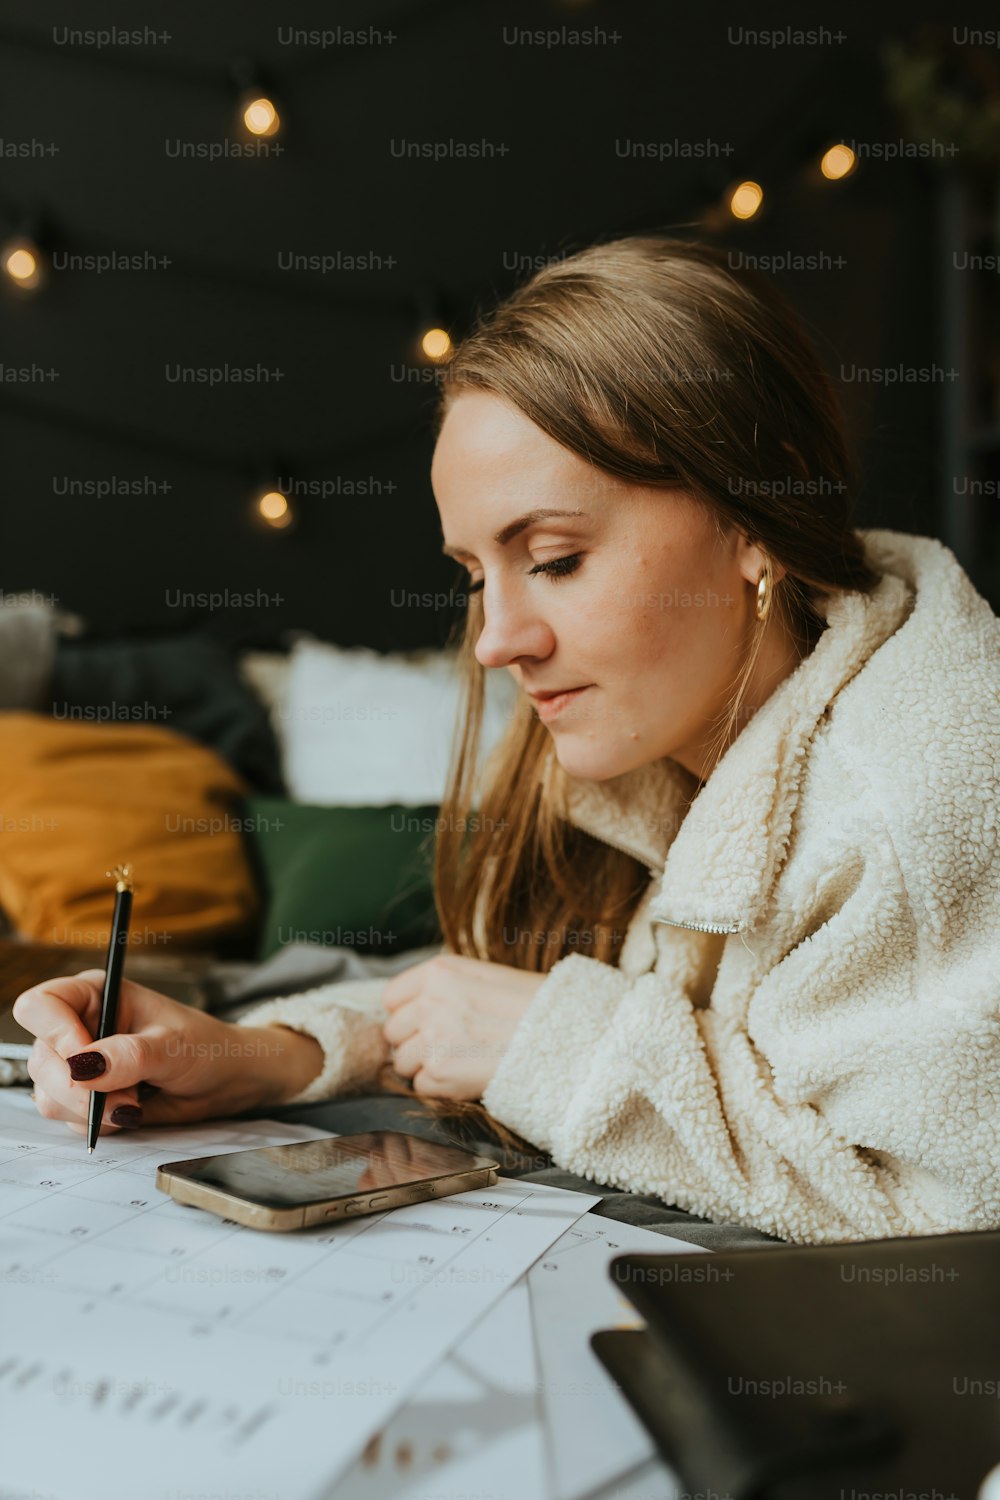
top-left (239, 1023), bottom-right (325, 1108)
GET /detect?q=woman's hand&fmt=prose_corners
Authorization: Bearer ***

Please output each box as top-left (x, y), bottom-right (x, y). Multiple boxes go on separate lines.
top-left (381, 954), bottom-right (545, 1101)
top-left (13, 970), bottom-right (325, 1138)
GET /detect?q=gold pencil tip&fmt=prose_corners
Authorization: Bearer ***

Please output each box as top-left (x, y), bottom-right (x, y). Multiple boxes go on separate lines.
top-left (106, 863), bottom-right (134, 893)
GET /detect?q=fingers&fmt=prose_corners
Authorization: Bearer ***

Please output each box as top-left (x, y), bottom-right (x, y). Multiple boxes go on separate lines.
top-left (390, 1032), bottom-right (433, 1083)
top-left (70, 1030), bottom-right (160, 1093)
top-left (411, 1067), bottom-right (467, 1101)
top-left (385, 1030), bottom-right (470, 1099)
top-left (393, 1040), bottom-right (476, 1101)
top-left (381, 967), bottom-right (424, 1013)
top-left (26, 1027), bottom-right (162, 1118)
top-left (382, 999), bottom-right (425, 1049)
top-left (27, 1041), bottom-right (140, 1135)
top-left (13, 973), bottom-right (107, 1058)
top-left (51, 1029), bottom-right (159, 1099)
top-left (385, 1004), bottom-right (457, 1085)
top-left (412, 1068), bottom-right (438, 1097)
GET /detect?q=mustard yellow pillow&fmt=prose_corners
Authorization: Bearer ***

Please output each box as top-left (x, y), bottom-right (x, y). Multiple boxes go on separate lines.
top-left (0, 713), bottom-right (260, 949)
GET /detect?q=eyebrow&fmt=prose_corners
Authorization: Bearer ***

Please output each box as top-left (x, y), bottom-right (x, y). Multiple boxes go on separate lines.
top-left (441, 508), bottom-right (588, 559)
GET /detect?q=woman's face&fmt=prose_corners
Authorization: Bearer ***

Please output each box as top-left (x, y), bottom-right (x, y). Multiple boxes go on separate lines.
top-left (432, 391), bottom-right (791, 784)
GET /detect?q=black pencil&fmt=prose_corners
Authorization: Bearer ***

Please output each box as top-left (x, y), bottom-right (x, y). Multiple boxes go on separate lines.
top-left (86, 865), bottom-right (134, 1154)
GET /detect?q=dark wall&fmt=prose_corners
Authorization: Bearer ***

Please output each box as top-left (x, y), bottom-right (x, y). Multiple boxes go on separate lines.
top-left (0, 0), bottom-right (984, 648)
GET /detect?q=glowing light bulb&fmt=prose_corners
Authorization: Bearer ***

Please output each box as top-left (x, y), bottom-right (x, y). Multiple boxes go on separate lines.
top-left (421, 327), bottom-right (452, 361)
top-left (243, 96), bottom-right (280, 137)
top-left (3, 241), bottom-right (41, 289)
top-left (820, 144), bottom-right (856, 180)
top-left (729, 181), bottom-right (764, 221)
top-left (258, 490), bottom-right (291, 528)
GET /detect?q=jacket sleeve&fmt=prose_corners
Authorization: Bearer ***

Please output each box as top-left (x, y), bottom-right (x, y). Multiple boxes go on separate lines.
top-left (481, 847), bottom-right (1000, 1244)
top-left (232, 977), bottom-right (390, 1107)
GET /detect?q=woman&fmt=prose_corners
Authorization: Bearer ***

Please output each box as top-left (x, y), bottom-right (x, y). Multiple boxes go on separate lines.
top-left (14, 237), bottom-right (1000, 1245)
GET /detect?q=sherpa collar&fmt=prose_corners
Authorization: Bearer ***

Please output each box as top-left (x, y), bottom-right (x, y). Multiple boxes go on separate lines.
top-left (541, 528), bottom-right (919, 934)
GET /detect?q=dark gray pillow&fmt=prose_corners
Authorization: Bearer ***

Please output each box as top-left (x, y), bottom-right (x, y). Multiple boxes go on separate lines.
top-left (0, 597), bottom-right (57, 710)
top-left (48, 632), bottom-right (284, 794)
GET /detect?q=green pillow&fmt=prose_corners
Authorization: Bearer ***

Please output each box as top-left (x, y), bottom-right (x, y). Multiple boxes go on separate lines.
top-left (243, 798), bottom-right (442, 961)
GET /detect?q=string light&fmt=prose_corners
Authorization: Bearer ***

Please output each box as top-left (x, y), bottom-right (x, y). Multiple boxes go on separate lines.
top-left (0, 29), bottom-right (863, 551)
top-left (728, 180), bottom-right (764, 221)
top-left (242, 95), bottom-right (281, 138)
top-left (256, 489), bottom-right (293, 529)
top-left (420, 327), bottom-right (452, 361)
top-left (414, 282), bottom-right (453, 364)
top-left (2, 237), bottom-right (42, 290)
top-left (820, 143), bottom-right (857, 180)
top-left (229, 56), bottom-right (282, 140)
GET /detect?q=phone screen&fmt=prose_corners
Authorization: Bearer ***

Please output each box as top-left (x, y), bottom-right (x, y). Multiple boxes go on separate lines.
top-left (158, 1131), bottom-right (496, 1209)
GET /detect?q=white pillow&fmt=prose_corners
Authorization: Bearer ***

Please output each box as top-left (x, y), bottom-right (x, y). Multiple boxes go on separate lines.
top-left (238, 650), bottom-right (290, 722)
top-left (280, 640), bottom-right (517, 806)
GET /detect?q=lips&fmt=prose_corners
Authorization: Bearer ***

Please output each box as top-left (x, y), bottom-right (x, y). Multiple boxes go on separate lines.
top-left (529, 685), bottom-right (592, 722)
top-left (527, 686), bottom-right (588, 701)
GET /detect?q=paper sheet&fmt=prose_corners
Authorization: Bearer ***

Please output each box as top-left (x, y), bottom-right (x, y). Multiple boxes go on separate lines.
top-left (324, 1216), bottom-right (700, 1500)
top-left (529, 1218), bottom-right (702, 1500)
top-left (329, 1277), bottom-right (548, 1499)
top-left (0, 1088), bottom-right (599, 1500)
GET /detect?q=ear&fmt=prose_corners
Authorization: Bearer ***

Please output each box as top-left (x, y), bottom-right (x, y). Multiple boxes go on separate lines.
top-left (734, 530), bottom-right (788, 590)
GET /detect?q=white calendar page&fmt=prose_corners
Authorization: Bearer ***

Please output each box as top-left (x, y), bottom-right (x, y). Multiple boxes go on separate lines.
top-left (0, 1087), bottom-right (599, 1500)
top-left (324, 1216), bottom-right (697, 1500)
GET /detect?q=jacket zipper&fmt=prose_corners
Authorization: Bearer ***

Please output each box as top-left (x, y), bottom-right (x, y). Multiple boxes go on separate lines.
top-left (653, 914), bottom-right (745, 934)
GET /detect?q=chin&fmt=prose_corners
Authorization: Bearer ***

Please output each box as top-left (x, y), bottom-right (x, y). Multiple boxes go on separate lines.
top-left (548, 732), bottom-right (641, 782)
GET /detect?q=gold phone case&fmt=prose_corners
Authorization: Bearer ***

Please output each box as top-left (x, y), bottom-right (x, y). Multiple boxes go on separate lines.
top-left (155, 1133), bottom-right (500, 1233)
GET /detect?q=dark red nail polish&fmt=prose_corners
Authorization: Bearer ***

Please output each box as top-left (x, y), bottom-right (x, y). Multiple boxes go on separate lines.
top-left (68, 1051), bottom-right (106, 1081)
top-left (110, 1105), bottom-right (143, 1128)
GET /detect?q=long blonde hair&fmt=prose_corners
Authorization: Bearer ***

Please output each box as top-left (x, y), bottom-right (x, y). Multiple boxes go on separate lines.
top-left (391, 234), bottom-right (881, 1154)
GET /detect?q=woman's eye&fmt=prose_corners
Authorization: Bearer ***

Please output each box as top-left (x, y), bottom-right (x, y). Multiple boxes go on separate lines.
top-left (465, 553), bottom-right (582, 595)
top-left (527, 553), bottom-right (582, 581)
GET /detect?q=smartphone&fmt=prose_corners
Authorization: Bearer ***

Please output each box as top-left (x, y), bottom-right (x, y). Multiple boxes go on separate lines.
top-left (155, 1130), bottom-right (500, 1232)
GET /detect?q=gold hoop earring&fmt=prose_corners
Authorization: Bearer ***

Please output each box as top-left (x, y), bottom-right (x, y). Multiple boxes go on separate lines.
top-left (756, 566), bottom-right (772, 623)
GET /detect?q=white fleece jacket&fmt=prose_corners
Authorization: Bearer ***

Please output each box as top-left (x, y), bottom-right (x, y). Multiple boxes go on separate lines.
top-left (236, 528), bottom-right (1000, 1245)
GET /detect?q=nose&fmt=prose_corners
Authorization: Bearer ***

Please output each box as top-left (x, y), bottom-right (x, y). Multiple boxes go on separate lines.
top-left (473, 577), bottom-right (555, 671)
